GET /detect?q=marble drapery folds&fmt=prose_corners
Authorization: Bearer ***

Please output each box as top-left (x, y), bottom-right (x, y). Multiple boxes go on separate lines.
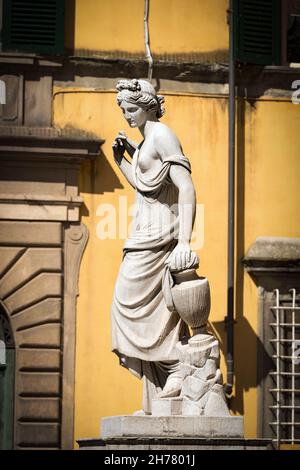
top-left (111, 149), bottom-right (191, 410)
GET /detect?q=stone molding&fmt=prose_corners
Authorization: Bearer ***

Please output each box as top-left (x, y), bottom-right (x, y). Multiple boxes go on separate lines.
top-left (0, 129), bottom-right (102, 223)
top-left (243, 236), bottom-right (300, 273)
top-left (61, 223), bottom-right (88, 449)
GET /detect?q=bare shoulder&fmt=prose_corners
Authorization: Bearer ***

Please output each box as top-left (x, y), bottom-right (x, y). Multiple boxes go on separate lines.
top-left (152, 122), bottom-right (182, 157)
top-left (153, 122), bottom-right (179, 144)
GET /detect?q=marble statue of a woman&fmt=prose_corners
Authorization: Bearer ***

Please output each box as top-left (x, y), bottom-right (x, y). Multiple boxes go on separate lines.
top-left (111, 79), bottom-right (199, 415)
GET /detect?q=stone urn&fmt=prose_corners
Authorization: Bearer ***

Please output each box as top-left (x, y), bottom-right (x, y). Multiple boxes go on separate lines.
top-left (163, 264), bottom-right (211, 335)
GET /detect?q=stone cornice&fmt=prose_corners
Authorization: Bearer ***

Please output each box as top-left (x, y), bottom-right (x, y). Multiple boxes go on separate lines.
top-left (1, 52), bottom-right (299, 90)
top-left (0, 52), bottom-right (63, 67)
top-left (0, 126), bottom-right (103, 161)
top-left (243, 237), bottom-right (300, 274)
top-left (0, 126), bottom-right (103, 222)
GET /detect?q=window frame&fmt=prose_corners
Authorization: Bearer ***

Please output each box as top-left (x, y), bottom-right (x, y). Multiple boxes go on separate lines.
top-left (2, 0), bottom-right (65, 55)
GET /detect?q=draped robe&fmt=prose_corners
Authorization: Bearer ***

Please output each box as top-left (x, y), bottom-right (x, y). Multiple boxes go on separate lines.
top-left (111, 147), bottom-right (191, 412)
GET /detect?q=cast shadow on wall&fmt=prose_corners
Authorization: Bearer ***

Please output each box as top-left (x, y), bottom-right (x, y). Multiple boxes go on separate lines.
top-left (210, 91), bottom-right (274, 416)
top-left (211, 315), bottom-right (274, 416)
top-left (79, 149), bottom-right (124, 217)
top-left (90, 148), bottom-right (124, 194)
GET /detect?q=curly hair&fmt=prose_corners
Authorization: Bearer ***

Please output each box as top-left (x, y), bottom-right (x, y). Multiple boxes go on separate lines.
top-left (116, 79), bottom-right (165, 119)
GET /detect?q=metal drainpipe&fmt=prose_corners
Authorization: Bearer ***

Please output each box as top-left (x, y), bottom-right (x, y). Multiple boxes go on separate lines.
top-left (225, 0), bottom-right (235, 397)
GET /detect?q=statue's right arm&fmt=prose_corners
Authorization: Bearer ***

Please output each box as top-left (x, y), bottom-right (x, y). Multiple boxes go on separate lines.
top-left (124, 136), bottom-right (137, 158)
top-left (116, 157), bottom-right (136, 188)
top-left (116, 131), bottom-right (137, 158)
top-left (112, 138), bottom-right (135, 188)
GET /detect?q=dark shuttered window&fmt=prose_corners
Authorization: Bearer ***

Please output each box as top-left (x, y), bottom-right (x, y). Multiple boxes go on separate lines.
top-left (2, 0), bottom-right (65, 55)
top-left (233, 0), bottom-right (282, 65)
top-left (286, 0), bottom-right (300, 63)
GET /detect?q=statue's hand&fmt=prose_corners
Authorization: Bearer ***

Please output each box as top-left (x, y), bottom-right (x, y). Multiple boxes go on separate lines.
top-left (116, 130), bottom-right (127, 142)
top-left (167, 242), bottom-right (199, 272)
top-left (112, 131), bottom-right (127, 163)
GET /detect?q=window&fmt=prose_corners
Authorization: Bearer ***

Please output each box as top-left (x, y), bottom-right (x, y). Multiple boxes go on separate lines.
top-left (233, 0), bottom-right (300, 66)
top-left (286, 0), bottom-right (300, 62)
top-left (2, 0), bottom-right (65, 55)
top-left (269, 290), bottom-right (300, 446)
top-left (233, 0), bottom-right (282, 65)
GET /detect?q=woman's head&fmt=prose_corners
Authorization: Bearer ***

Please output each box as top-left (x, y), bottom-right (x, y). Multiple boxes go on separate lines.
top-left (116, 79), bottom-right (165, 127)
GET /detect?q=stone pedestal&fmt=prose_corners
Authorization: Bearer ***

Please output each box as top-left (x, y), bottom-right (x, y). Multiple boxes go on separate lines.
top-left (78, 436), bottom-right (273, 451)
top-left (77, 416), bottom-right (273, 450)
top-left (101, 415), bottom-right (243, 439)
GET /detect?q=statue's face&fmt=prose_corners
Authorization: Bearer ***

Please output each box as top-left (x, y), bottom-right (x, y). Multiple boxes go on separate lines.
top-left (120, 100), bottom-right (149, 128)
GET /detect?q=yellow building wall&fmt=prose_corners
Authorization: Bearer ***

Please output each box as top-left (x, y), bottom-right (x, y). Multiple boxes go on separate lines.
top-left (233, 99), bottom-right (300, 428)
top-left (53, 87), bottom-right (300, 444)
top-left (74, 0), bottom-right (228, 60)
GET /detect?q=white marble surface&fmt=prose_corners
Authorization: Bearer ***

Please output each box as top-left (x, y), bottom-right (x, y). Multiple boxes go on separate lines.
top-left (101, 415), bottom-right (244, 439)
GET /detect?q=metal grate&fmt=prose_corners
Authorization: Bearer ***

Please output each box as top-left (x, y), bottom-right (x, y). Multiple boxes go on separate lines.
top-left (269, 289), bottom-right (300, 445)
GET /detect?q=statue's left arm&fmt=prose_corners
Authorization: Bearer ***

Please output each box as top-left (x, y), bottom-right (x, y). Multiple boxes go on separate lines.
top-left (154, 127), bottom-right (197, 271)
top-left (169, 165), bottom-right (196, 270)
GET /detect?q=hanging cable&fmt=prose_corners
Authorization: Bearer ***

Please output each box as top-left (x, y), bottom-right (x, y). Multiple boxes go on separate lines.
top-left (144, 0), bottom-right (153, 81)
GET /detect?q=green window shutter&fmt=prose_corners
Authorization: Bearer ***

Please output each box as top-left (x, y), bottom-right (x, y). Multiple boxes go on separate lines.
top-left (2, 0), bottom-right (65, 55)
top-left (233, 0), bottom-right (281, 65)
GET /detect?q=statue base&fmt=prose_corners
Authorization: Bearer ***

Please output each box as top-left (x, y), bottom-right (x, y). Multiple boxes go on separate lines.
top-left (101, 414), bottom-right (243, 439)
top-left (77, 416), bottom-right (274, 450)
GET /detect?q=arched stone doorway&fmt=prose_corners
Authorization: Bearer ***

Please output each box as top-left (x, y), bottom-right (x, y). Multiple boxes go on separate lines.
top-left (0, 222), bottom-right (88, 449)
top-left (0, 128), bottom-right (101, 448)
